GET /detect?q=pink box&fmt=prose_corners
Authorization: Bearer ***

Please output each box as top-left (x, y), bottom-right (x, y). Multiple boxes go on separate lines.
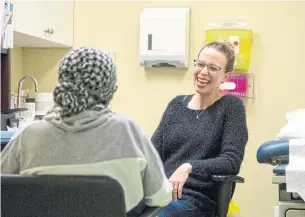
top-left (221, 74), bottom-right (248, 98)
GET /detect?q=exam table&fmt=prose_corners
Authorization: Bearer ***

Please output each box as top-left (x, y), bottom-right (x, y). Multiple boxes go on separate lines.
top-left (257, 139), bottom-right (305, 217)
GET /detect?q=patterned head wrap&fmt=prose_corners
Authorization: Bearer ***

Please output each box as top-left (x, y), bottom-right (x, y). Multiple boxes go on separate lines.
top-left (52, 47), bottom-right (117, 118)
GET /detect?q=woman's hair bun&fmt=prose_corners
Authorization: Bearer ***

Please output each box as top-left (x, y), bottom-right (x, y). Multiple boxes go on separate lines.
top-left (224, 41), bottom-right (235, 52)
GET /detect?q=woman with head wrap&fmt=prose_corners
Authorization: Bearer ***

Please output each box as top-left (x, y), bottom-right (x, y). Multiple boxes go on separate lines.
top-left (1, 47), bottom-right (172, 215)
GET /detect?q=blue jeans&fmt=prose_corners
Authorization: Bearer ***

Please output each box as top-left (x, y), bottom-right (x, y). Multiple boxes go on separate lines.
top-left (127, 199), bottom-right (213, 217)
top-left (157, 200), bottom-right (207, 217)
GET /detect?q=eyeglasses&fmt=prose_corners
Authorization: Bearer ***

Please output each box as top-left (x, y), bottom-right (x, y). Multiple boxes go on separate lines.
top-left (193, 59), bottom-right (223, 73)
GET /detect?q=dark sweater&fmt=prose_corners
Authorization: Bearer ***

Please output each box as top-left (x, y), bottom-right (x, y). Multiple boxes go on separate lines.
top-left (151, 94), bottom-right (248, 212)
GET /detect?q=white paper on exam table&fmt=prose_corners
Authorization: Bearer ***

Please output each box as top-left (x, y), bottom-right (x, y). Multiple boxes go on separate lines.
top-left (286, 138), bottom-right (305, 201)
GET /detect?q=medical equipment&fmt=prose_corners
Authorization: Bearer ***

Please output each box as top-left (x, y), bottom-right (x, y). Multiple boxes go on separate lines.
top-left (205, 17), bottom-right (252, 72)
top-left (257, 139), bottom-right (305, 217)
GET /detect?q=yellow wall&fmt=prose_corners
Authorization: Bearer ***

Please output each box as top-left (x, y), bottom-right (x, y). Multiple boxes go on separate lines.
top-left (10, 47), bottom-right (24, 92)
top-left (9, 47), bottom-right (69, 93)
top-left (11, 2), bottom-right (305, 217)
top-left (22, 48), bottom-right (70, 92)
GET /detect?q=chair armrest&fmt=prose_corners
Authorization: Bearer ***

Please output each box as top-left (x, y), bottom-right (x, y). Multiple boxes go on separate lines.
top-left (138, 207), bottom-right (163, 217)
top-left (211, 175), bottom-right (244, 217)
top-left (211, 175), bottom-right (244, 183)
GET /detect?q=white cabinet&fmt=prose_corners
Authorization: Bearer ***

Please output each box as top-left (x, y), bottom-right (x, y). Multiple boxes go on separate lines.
top-left (13, 1), bottom-right (73, 47)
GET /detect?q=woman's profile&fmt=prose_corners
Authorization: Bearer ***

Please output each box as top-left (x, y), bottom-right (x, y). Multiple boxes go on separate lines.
top-left (1, 47), bottom-right (172, 215)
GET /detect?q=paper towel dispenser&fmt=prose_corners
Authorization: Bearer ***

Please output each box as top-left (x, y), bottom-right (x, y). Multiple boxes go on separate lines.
top-left (139, 7), bottom-right (190, 68)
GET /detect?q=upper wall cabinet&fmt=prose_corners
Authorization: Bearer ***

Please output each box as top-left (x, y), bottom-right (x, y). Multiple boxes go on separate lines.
top-left (13, 1), bottom-right (73, 48)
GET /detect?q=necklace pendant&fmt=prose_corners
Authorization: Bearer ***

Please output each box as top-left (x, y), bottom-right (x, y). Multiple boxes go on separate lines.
top-left (197, 115), bottom-right (199, 119)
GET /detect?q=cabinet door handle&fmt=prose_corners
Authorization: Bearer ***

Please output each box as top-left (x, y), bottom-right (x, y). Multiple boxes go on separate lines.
top-left (44, 28), bottom-right (54, 35)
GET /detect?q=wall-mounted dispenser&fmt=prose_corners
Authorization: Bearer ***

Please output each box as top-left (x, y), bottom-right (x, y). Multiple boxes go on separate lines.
top-left (205, 16), bottom-right (252, 72)
top-left (220, 74), bottom-right (255, 99)
top-left (205, 17), bottom-right (255, 100)
top-left (139, 7), bottom-right (190, 68)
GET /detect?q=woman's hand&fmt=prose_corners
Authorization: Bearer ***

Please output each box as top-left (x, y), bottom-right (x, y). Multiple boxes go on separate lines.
top-left (169, 163), bottom-right (192, 200)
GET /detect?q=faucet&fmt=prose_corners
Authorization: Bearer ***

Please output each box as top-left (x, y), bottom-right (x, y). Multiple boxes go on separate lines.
top-left (17, 76), bottom-right (39, 108)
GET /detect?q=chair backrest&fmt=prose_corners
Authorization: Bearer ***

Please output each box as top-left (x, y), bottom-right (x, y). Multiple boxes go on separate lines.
top-left (211, 175), bottom-right (243, 217)
top-left (215, 182), bottom-right (235, 217)
top-left (1, 174), bottom-right (127, 217)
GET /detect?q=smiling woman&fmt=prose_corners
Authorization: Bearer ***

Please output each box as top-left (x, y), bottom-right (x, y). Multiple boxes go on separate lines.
top-left (192, 41), bottom-right (235, 102)
top-left (151, 40), bottom-right (249, 217)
